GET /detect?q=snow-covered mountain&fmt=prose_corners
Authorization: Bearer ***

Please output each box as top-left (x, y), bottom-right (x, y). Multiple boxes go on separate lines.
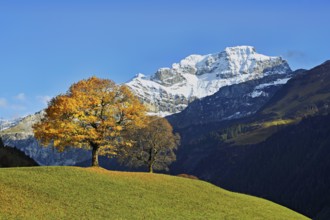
top-left (126, 46), bottom-right (291, 116)
top-left (0, 118), bottom-right (22, 131)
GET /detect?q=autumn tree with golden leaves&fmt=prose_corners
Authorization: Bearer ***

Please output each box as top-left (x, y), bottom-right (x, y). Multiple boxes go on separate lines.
top-left (33, 77), bottom-right (146, 167)
top-left (119, 116), bottom-right (180, 173)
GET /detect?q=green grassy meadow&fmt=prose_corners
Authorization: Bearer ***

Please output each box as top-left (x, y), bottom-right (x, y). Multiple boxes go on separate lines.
top-left (0, 166), bottom-right (309, 219)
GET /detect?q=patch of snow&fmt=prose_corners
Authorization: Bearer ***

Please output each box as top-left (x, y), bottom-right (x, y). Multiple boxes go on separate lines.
top-left (255, 77), bottom-right (291, 90)
top-left (224, 111), bottom-right (242, 120)
top-left (147, 111), bottom-right (172, 117)
top-left (249, 91), bottom-right (268, 98)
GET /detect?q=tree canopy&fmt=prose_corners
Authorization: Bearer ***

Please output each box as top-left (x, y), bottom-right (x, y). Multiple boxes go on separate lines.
top-left (33, 76), bottom-right (147, 166)
top-left (120, 116), bottom-right (180, 173)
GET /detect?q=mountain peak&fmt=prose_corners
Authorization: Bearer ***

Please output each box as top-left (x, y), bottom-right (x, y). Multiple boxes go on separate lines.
top-left (322, 60), bottom-right (330, 65)
top-left (126, 46), bottom-right (292, 115)
top-left (225, 45), bottom-right (256, 54)
top-left (223, 45), bottom-right (271, 61)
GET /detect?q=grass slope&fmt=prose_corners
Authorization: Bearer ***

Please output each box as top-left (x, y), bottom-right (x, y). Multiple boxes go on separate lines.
top-left (0, 167), bottom-right (308, 219)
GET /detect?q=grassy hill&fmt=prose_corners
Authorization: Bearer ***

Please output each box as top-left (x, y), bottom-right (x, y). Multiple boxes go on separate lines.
top-left (0, 167), bottom-right (308, 220)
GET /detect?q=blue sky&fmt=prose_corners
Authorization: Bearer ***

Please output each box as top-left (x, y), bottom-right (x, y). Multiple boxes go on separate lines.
top-left (0, 0), bottom-right (329, 119)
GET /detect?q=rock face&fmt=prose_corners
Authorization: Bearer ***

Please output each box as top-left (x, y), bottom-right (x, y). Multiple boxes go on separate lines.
top-left (167, 73), bottom-right (295, 128)
top-left (126, 46), bottom-right (291, 115)
top-left (0, 118), bottom-right (22, 131)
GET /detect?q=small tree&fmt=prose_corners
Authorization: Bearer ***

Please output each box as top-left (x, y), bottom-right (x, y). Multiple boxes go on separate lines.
top-left (120, 116), bottom-right (180, 173)
top-left (33, 76), bottom-right (146, 167)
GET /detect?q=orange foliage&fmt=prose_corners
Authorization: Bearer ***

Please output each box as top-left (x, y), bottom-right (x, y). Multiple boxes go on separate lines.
top-left (33, 76), bottom-right (147, 158)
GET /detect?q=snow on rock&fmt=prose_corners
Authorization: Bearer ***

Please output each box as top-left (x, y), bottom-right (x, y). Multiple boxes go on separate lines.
top-left (255, 77), bottom-right (291, 90)
top-left (248, 77), bottom-right (291, 98)
top-left (0, 118), bottom-right (22, 131)
top-left (249, 90), bottom-right (268, 98)
top-left (126, 46), bottom-right (292, 115)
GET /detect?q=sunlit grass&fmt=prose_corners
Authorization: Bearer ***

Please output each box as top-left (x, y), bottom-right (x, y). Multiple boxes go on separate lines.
top-left (228, 119), bottom-right (297, 145)
top-left (0, 166), bottom-right (308, 219)
top-left (262, 119), bottom-right (296, 128)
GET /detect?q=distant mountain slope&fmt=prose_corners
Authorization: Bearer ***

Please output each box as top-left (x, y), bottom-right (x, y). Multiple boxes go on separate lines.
top-left (0, 112), bottom-right (90, 166)
top-left (228, 60), bottom-right (330, 145)
top-left (0, 138), bottom-right (38, 167)
top-left (168, 72), bottom-right (294, 128)
top-left (0, 117), bottom-right (22, 131)
top-left (259, 60), bottom-right (330, 119)
top-left (127, 46), bottom-right (291, 115)
top-left (0, 166), bottom-right (308, 219)
top-left (169, 61), bottom-right (330, 219)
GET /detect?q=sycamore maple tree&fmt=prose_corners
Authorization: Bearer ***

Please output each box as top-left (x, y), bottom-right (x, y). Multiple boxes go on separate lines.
top-left (119, 116), bottom-right (180, 173)
top-left (33, 76), bottom-right (147, 166)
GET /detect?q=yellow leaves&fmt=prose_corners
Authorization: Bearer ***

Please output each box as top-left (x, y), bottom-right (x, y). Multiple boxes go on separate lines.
top-left (33, 76), bottom-right (148, 157)
top-left (53, 139), bottom-right (61, 147)
top-left (99, 144), bottom-right (117, 156)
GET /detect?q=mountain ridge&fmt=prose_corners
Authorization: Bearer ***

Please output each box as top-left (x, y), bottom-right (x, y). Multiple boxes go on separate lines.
top-left (126, 46), bottom-right (291, 115)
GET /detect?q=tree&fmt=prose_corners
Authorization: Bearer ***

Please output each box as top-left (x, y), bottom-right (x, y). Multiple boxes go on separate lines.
top-left (120, 116), bottom-right (180, 173)
top-left (33, 76), bottom-right (147, 167)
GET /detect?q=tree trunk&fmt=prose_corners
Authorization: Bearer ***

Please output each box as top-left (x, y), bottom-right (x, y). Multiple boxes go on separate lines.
top-left (149, 162), bottom-right (153, 173)
top-left (148, 148), bottom-right (154, 173)
top-left (91, 144), bottom-right (100, 167)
